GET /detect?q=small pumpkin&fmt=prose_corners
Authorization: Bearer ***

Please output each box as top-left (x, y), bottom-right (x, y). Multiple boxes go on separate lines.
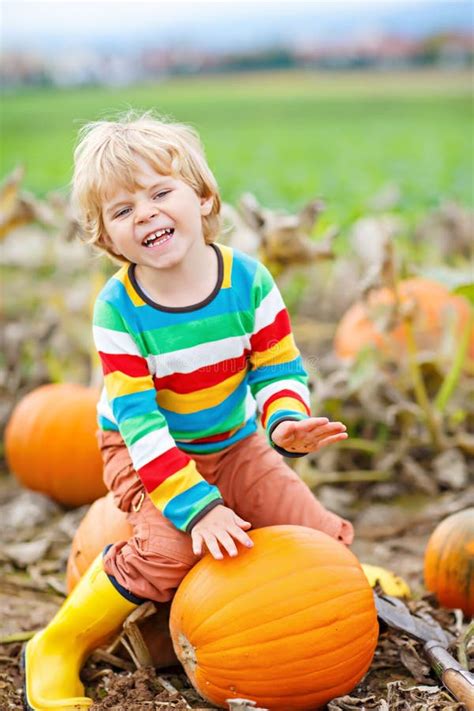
top-left (170, 525), bottom-right (378, 711)
top-left (334, 278), bottom-right (474, 364)
top-left (424, 508), bottom-right (474, 616)
top-left (66, 492), bottom-right (132, 592)
top-left (5, 383), bottom-right (106, 507)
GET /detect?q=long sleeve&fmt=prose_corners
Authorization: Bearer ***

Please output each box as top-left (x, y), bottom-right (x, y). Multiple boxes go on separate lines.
top-left (247, 262), bottom-right (311, 457)
top-left (93, 297), bottom-right (223, 531)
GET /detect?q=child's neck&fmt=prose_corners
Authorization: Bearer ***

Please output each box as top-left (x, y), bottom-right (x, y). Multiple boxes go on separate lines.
top-left (134, 240), bottom-right (218, 308)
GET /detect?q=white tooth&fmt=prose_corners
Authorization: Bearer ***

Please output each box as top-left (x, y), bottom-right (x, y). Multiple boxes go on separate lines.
top-left (143, 228), bottom-right (173, 247)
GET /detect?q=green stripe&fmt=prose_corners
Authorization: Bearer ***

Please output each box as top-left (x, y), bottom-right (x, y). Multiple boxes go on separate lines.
top-left (252, 263), bottom-right (274, 309)
top-left (251, 373), bottom-right (308, 395)
top-left (131, 309), bottom-right (254, 356)
top-left (172, 397), bottom-right (247, 440)
top-left (93, 299), bottom-right (127, 331)
top-left (120, 412), bottom-right (167, 446)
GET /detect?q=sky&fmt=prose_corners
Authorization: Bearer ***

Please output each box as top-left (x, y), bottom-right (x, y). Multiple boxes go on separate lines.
top-left (2, 0), bottom-right (473, 54)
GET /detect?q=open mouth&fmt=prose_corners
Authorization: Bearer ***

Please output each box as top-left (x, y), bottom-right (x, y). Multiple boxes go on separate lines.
top-left (142, 227), bottom-right (175, 248)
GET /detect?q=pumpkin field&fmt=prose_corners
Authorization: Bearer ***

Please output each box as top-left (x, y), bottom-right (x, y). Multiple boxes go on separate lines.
top-left (0, 69), bottom-right (473, 710)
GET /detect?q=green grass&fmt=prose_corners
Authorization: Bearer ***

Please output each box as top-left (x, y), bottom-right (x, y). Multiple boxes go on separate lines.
top-left (2, 69), bottom-right (473, 229)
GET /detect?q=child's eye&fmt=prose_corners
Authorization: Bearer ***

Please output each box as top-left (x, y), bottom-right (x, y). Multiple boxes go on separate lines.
top-left (154, 190), bottom-right (170, 199)
top-left (114, 207), bottom-right (131, 219)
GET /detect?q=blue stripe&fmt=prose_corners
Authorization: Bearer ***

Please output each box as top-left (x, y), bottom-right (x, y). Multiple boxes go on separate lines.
top-left (177, 416), bottom-right (258, 453)
top-left (160, 380), bottom-right (249, 434)
top-left (267, 410), bottom-right (308, 433)
top-left (112, 388), bottom-right (158, 425)
top-left (231, 247), bottom-right (259, 285)
top-left (98, 414), bottom-right (119, 430)
top-left (230, 249), bottom-right (258, 302)
top-left (105, 274), bottom-right (252, 334)
top-left (163, 480), bottom-right (222, 530)
top-left (247, 356), bottom-right (308, 388)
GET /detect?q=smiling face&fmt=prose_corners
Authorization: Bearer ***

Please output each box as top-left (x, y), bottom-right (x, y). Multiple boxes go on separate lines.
top-left (101, 156), bottom-right (214, 270)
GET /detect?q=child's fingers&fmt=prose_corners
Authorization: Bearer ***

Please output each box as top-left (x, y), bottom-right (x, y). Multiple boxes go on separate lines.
top-left (317, 432), bottom-right (349, 449)
top-left (302, 423), bottom-right (347, 445)
top-left (231, 525), bottom-right (254, 549)
top-left (216, 531), bottom-right (238, 557)
top-left (191, 532), bottom-right (203, 556)
top-left (234, 515), bottom-right (252, 530)
top-left (338, 520), bottom-right (354, 545)
top-left (312, 422), bottom-right (347, 435)
top-left (299, 417), bottom-right (330, 431)
top-left (202, 533), bottom-right (223, 560)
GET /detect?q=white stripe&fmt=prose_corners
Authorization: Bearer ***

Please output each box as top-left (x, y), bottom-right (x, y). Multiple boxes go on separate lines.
top-left (146, 334), bottom-right (251, 376)
top-left (253, 285), bottom-right (285, 335)
top-left (93, 325), bottom-right (142, 356)
top-left (129, 428), bottom-right (176, 470)
top-left (244, 387), bottom-right (258, 420)
top-left (97, 387), bottom-right (117, 423)
top-left (255, 379), bottom-right (310, 412)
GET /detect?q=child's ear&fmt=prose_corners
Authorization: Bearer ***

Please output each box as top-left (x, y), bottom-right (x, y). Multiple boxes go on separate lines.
top-left (200, 195), bottom-right (214, 216)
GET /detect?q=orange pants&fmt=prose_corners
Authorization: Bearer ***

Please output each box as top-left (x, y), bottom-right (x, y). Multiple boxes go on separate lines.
top-left (99, 430), bottom-right (353, 602)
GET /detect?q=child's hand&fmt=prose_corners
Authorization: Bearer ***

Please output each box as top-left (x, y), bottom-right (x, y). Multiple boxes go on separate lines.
top-left (271, 417), bottom-right (348, 454)
top-left (191, 505), bottom-right (253, 560)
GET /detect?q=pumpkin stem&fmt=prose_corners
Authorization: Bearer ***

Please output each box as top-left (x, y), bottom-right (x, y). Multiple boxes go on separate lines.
top-left (177, 632), bottom-right (197, 674)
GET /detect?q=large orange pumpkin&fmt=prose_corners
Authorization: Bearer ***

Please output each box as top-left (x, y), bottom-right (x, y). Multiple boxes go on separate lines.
top-left (170, 525), bottom-right (378, 711)
top-left (334, 278), bottom-right (474, 363)
top-left (5, 383), bottom-right (106, 507)
top-left (66, 492), bottom-right (132, 592)
top-left (424, 508), bottom-right (474, 617)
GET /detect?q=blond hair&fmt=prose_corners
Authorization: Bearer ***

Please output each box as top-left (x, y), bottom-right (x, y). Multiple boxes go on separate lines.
top-left (71, 110), bottom-right (221, 262)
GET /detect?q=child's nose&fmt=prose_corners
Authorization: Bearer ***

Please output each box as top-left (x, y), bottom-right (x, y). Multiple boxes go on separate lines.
top-left (135, 200), bottom-right (159, 223)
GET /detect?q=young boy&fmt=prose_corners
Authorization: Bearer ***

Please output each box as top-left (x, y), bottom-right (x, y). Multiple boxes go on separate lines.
top-left (24, 112), bottom-right (353, 710)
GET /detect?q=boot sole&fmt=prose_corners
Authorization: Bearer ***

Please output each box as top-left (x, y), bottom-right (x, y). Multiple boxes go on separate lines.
top-left (21, 644), bottom-right (34, 711)
top-left (21, 641), bottom-right (93, 710)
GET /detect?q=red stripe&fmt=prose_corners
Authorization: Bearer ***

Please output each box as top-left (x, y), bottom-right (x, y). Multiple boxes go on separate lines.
top-left (250, 308), bottom-right (291, 353)
top-left (153, 350), bottom-right (251, 394)
top-left (189, 427), bottom-right (239, 444)
top-left (139, 447), bottom-right (190, 493)
top-left (99, 352), bottom-right (150, 377)
top-left (261, 389), bottom-right (310, 427)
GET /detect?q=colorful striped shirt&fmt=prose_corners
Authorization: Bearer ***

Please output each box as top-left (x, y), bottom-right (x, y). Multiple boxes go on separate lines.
top-left (93, 243), bottom-right (311, 532)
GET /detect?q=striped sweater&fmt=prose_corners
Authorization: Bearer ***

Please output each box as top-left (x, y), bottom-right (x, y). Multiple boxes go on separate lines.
top-left (93, 243), bottom-right (311, 532)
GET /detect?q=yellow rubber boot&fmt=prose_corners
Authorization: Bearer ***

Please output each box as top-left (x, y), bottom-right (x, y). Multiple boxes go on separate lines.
top-left (24, 552), bottom-right (140, 711)
top-left (362, 563), bottom-right (411, 598)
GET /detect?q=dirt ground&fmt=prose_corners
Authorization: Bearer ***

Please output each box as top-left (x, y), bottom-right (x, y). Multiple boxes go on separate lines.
top-left (0, 471), bottom-right (472, 711)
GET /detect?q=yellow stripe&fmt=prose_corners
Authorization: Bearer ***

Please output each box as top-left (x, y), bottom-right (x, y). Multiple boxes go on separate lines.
top-left (265, 396), bottom-right (308, 424)
top-left (217, 243), bottom-right (233, 288)
top-left (251, 333), bottom-right (299, 369)
top-left (117, 267), bottom-right (146, 307)
top-left (114, 265), bottom-right (129, 283)
top-left (148, 460), bottom-right (202, 510)
top-left (157, 367), bottom-right (247, 415)
top-left (105, 370), bottom-right (153, 400)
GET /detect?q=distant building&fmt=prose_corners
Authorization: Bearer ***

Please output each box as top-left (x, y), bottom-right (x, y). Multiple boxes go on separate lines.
top-left (1, 30), bottom-right (472, 88)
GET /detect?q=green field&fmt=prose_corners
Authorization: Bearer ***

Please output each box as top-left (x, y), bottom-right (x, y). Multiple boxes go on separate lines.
top-left (2, 69), bottom-right (473, 229)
